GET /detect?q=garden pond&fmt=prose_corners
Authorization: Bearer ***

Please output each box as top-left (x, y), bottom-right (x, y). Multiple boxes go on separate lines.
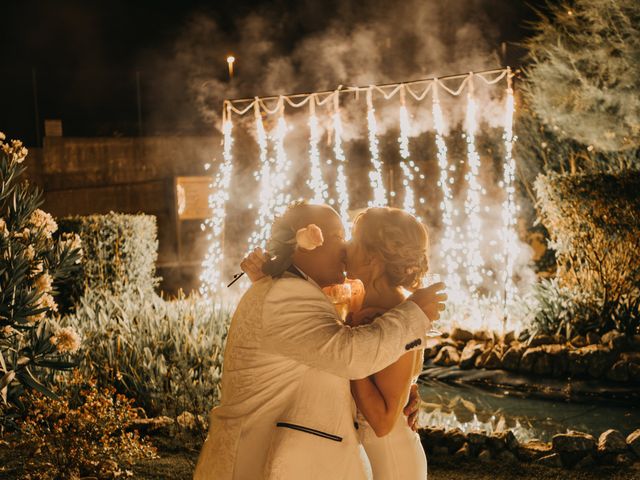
top-left (417, 377), bottom-right (640, 443)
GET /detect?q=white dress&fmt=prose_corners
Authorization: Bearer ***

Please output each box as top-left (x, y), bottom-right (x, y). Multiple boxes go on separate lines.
top-left (357, 357), bottom-right (428, 479)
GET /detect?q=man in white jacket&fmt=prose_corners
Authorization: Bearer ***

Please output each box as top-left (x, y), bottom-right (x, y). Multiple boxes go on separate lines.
top-left (194, 203), bottom-right (446, 479)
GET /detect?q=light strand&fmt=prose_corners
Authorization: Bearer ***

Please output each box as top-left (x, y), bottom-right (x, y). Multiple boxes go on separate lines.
top-left (307, 96), bottom-right (328, 204)
top-left (398, 87), bottom-right (416, 216)
top-left (499, 72), bottom-right (518, 314)
top-left (433, 83), bottom-right (463, 300)
top-left (462, 78), bottom-right (485, 295)
top-left (366, 88), bottom-right (387, 207)
top-left (247, 101), bottom-right (272, 252)
top-left (271, 98), bottom-right (292, 217)
top-left (200, 108), bottom-right (234, 295)
top-left (332, 92), bottom-right (351, 235)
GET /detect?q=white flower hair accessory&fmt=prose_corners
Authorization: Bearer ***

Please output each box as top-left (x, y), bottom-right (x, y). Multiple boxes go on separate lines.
top-left (295, 224), bottom-right (324, 251)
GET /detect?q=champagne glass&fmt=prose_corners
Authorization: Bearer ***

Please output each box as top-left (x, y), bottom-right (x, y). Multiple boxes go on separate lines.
top-left (325, 282), bottom-right (352, 322)
top-left (423, 273), bottom-right (444, 337)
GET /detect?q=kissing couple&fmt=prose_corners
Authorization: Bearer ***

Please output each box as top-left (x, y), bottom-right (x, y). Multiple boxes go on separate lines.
top-left (194, 202), bottom-right (447, 480)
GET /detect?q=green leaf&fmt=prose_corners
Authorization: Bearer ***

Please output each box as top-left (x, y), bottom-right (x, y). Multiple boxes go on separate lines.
top-left (17, 367), bottom-right (59, 400)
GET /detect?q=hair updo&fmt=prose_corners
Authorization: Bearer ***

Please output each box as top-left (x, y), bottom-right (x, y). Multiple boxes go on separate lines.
top-left (353, 207), bottom-right (429, 291)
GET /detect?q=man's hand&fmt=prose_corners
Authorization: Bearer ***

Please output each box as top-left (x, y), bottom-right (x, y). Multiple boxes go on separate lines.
top-left (240, 247), bottom-right (268, 283)
top-left (404, 383), bottom-right (421, 431)
top-left (407, 282), bottom-right (447, 322)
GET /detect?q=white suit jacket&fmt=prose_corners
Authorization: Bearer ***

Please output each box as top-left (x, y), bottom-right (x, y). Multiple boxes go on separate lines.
top-left (194, 271), bottom-right (430, 480)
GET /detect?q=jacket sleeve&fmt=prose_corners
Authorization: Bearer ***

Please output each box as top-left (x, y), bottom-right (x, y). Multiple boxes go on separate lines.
top-left (261, 277), bottom-right (431, 379)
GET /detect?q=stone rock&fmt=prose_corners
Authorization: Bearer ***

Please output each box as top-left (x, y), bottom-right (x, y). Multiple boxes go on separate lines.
top-left (528, 333), bottom-right (555, 348)
top-left (574, 454), bottom-right (596, 469)
top-left (474, 330), bottom-right (491, 341)
top-left (503, 330), bottom-right (516, 344)
top-left (127, 415), bottom-right (173, 435)
top-left (483, 348), bottom-right (503, 370)
top-left (615, 453), bottom-right (634, 466)
top-left (627, 429), bottom-right (640, 457)
top-left (543, 344), bottom-right (569, 377)
top-left (467, 432), bottom-right (488, 447)
top-left (478, 449), bottom-right (492, 462)
top-left (620, 351), bottom-right (640, 363)
top-left (520, 346), bottom-right (544, 373)
top-left (459, 341), bottom-right (485, 369)
top-left (586, 332), bottom-right (601, 345)
top-left (568, 349), bottom-right (589, 377)
top-left (451, 327), bottom-right (474, 343)
top-left (517, 440), bottom-right (552, 462)
top-left (532, 350), bottom-right (553, 376)
top-left (602, 330), bottom-right (628, 350)
top-left (487, 434), bottom-right (506, 452)
top-left (598, 429), bottom-right (628, 454)
top-left (501, 345), bottom-right (525, 371)
top-left (420, 427), bottom-right (446, 449)
top-left (432, 446), bottom-right (449, 457)
top-left (629, 362), bottom-right (640, 382)
top-left (552, 432), bottom-right (596, 454)
top-left (570, 335), bottom-right (588, 348)
top-left (433, 346), bottom-right (460, 366)
top-left (536, 453), bottom-right (563, 467)
top-left (606, 360), bottom-right (629, 382)
top-left (424, 337), bottom-right (458, 359)
top-left (454, 443), bottom-right (471, 458)
top-left (496, 449), bottom-right (518, 464)
top-left (176, 411), bottom-right (197, 430)
top-left (569, 345), bottom-right (614, 379)
top-left (443, 428), bottom-right (466, 453)
top-left (494, 430), bottom-right (519, 452)
top-left (475, 349), bottom-right (492, 369)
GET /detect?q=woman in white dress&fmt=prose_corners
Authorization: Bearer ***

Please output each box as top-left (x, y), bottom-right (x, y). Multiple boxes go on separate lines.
top-left (345, 207), bottom-right (429, 480)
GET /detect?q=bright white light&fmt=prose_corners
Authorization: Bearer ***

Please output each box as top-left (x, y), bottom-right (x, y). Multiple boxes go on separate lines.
top-left (308, 99), bottom-right (328, 204)
top-left (247, 105), bottom-right (272, 253)
top-left (366, 89), bottom-right (387, 207)
top-left (462, 90), bottom-right (485, 295)
top-left (398, 104), bottom-right (416, 216)
top-left (433, 86), bottom-right (463, 302)
top-left (499, 85), bottom-right (518, 314)
top-left (333, 95), bottom-right (351, 236)
top-left (200, 114), bottom-right (234, 295)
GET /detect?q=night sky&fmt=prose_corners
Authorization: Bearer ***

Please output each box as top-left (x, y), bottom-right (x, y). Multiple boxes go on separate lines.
top-left (3, 0), bottom-right (548, 146)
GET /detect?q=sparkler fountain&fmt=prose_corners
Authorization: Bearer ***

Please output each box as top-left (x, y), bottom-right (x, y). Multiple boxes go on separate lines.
top-left (200, 68), bottom-right (528, 333)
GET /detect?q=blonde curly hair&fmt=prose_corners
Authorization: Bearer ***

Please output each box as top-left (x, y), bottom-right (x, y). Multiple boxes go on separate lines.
top-left (353, 207), bottom-right (429, 291)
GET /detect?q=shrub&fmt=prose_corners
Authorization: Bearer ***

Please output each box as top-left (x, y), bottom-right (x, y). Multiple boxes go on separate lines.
top-left (61, 288), bottom-right (230, 433)
top-left (57, 213), bottom-right (159, 301)
top-left (0, 134), bottom-right (83, 408)
top-left (524, 0), bottom-right (640, 152)
top-left (3, 371), bottom-right (156, 479)
top-left (533, 170), bottom-right (640, 336)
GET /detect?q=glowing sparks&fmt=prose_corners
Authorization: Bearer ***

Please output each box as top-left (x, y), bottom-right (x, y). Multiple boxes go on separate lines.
top-left (398, 102), bottom-right (416, 216)
top-left (247, 103), bottom-right (272, 252)
top-left (307, 97), bottom-right (328, 204)
top-left (332, 93), bottom-right (351, 235)
top-left (499, 83), bottom-right (518, 312)
top-left (433, 84), bottom-right (463, 300)
top-left (200, 111), bottom-right (234, 295)
top-left (271, 100), bottom-right (293, 217)
top-left (366, 88), bottom-right (387, 207)
top-left (462, 88), bottom-right (485, 295)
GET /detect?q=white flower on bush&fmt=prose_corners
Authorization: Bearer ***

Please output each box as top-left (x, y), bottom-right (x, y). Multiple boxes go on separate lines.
top-left (0, 217), bottom-right (6, 237)
top-left (24, 244), bottom-right (36, 261)
top-left (49, 326), bottom-right (81, 354)
top-left (35, 272), bottom-right (53, 294)
top-left (37, 292), bottom-right (58, 313)
top-left (0, 131), bottom-right (5, 141)
top-left (295, 224), bottom-right (324, 251)
top-left (32, 262), bottom-right (43, 275)
top-left (29, 209), bottom-right (57, 238)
